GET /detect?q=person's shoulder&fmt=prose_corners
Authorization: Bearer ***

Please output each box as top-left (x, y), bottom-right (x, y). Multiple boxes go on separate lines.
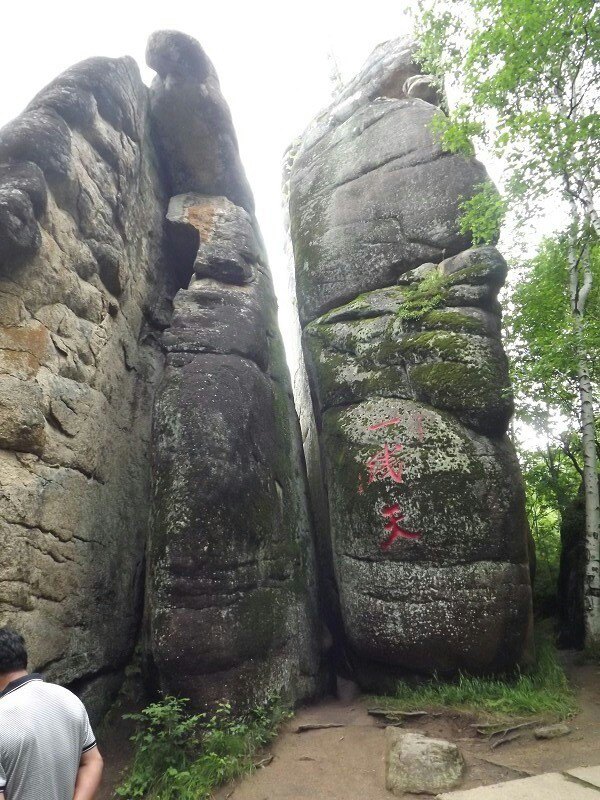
top-left (36, 681), bottom-right (87, 712)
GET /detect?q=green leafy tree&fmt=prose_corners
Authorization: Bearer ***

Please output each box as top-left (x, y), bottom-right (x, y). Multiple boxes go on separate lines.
top-left (415, 0), bottom-right (600, 642)
top-left (508, 236), bottom-right (600, 420)
top-left (519, 442), bottom-right (584, 613)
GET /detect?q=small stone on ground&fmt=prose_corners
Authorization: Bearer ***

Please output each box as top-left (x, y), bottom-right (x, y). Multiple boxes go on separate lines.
top-left (385, 728), bottom-right (465, 796)
top-left (534, 723), bottom-right (572, 739)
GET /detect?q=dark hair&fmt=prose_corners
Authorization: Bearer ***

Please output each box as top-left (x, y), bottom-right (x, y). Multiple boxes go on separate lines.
top-left (0, 628), bottom-right (28, 673)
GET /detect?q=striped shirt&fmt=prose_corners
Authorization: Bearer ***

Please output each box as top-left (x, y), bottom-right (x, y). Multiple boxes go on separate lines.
top-left (0, 674), bottom-right (96, 800)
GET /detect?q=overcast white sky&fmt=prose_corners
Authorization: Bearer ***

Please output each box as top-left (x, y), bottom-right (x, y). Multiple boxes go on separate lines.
top-left (0, 0), bottom-right (415, 361)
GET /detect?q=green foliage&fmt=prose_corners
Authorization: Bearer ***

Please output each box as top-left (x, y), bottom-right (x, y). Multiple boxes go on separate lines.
top-left (459, 182), bottom-right (507, 245)
top-left (415, 0), bottom-right (600, 393)
top-left (372, 629), bottom-right (577, 720)
top-left (396, 269), bottom-right (449, 321)
top-left (415, 0), bottom-right (600, 220)
top-left (416, 0), bottom-right (600, 640)
top-left (520, 445), bottom-right (582, 613)
top-left (506, 236), bottom-right (600, 421)
top-left (506, 236), bottom-right (597, 619)
top-left (429, 109), bottom-right (482, 155)
top-left (116, 696), bottom-right (291, 800)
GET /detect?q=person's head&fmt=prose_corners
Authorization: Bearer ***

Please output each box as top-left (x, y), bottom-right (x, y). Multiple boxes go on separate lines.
top-left (0, 628), bottom-right (28, 675)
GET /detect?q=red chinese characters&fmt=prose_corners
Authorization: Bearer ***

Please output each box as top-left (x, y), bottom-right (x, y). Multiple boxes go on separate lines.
top-left (368, 411), bottom-right (424, 439)
top-left (368, 416), bottom-right (402, 431)
top-left (366, 443), bottom-right (404, 484)
top-left (380, 504), bottom-right (421, 550)
top-left (358, 409), bottom-right (425, 549)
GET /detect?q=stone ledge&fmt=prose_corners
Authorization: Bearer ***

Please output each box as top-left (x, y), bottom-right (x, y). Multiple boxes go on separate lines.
top-left (437, 769), bottom-right (600, 798)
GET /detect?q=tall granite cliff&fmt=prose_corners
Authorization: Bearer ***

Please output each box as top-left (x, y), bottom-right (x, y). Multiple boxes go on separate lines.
top-left (0, 55), bottom-right (172, 716)
top-left (0, 30), bottom-right (320, 715)
top-left (143, 33), bottom-right (321, 709)
top-left (287, 39), bottom-right (535, 685)
top-left (0, 30), bottom-right (534, 716)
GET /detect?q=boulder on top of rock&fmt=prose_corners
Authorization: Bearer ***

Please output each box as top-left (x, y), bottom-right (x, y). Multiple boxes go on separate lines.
top-left (288, 37), bottom-right (492, 325)
top-left (147, 30), bottom-right (255, 213)
top-left (403, 73), bottom-right (444, 105)
top-left (166, 193), bottom-right (263, 285)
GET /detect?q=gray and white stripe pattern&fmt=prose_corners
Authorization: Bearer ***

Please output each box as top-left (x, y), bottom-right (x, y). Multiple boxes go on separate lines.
top-left (0, 675), bottom-right (96, 800)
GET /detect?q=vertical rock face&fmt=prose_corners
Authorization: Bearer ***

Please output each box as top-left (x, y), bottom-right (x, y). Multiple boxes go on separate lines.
top-left (0, 28), bottom-right (535, 714)
top-left (146, 30), bottom-right (255, 214)
top-left (146, 196), bottom-right (320, 708)
top-left (288, 39), bottom-right (534, 682)
top-left (0, 56), bottom-right (175, 714)
top-left (0, 30), bottom-right (320, 715)
top-left (143, 34), bottom-right (321, 709)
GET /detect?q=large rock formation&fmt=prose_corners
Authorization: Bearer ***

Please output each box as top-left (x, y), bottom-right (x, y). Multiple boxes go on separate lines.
top-left (287, 39), bottom-right (534, 683)
top-left (0, 31), bottom-right (320, 716)
top-left (0, 56), bottom-right (174, 716)
top-left (0, 28), bottom-right (535, 716)
top-left (146, 194), bottom-right (320, 709)
top-left (143, 34), bottom-right (320, 710)
top-left (144, 41), bottom-right (321, 702)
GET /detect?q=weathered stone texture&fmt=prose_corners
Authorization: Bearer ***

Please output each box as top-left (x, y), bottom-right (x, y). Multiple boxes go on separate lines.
top-left (146, 194), bottom-right (320, 709)
top-left (0, 30), bottom-right (320, 716)
top-left (288, 39), bottom-right (534, 681)
top-left (143, 33), bottom-right (321, 710)
top-left (289, 84), bottom-right (485, 325)
top-left (0, 55), bottom-right (176, 708)
top-left (322, 399), bottom-right (532, 678)
top-left (385, 728), bottom-right (465, 795)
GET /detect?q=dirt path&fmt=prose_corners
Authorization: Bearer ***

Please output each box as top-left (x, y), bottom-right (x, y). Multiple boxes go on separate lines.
top-left (96, 698), bottom-right (140, 800)
top-left (214, 659), bottom-right (600, 800)
top-left (211, 699), bottom-right (517, 800)
top-left (98, 658), bottom-right (600, 799)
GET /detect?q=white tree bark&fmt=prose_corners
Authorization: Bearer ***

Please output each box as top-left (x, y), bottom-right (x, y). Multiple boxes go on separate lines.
top-left (565, 202), bottom-right (600, 642)
top-left (579, 179), bottom-right (600, 238)
top-left (577, 349), bottom-right (600, 642)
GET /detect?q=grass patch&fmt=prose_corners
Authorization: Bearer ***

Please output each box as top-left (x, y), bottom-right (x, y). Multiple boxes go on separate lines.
top-left (371, 634), bottom-right (577, 721)
top-left (397, 269), bottom-right (449, 321)
top-left (116, 695), bottom-right (290, 800)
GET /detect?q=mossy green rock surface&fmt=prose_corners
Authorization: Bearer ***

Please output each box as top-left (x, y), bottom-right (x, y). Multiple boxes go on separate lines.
top-left (288, 40), bottom-right (534, 683)
top-left (323, 397), bottom-right (532, 673)
top-left (147, 195), bottom-right (321, 710)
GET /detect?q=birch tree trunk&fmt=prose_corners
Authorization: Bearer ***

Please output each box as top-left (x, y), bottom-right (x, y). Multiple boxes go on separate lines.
top-left (566, 213), bottom-right (600, 642)
top-left (577, 349), bottom-right (600, 642)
